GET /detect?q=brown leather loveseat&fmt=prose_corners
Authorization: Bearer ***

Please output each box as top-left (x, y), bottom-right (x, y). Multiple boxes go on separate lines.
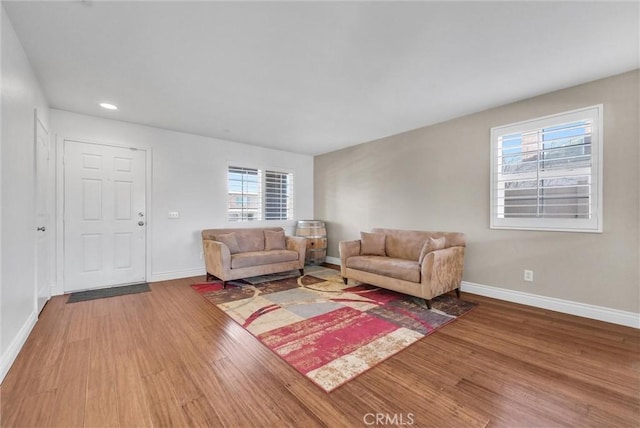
top-left (202, 227), bottom-right (306, 287)
top-left (339, 228), bottom-right (466, 308)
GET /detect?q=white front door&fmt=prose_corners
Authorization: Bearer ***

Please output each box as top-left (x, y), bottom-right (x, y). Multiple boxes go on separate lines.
top-left (35, 113), bottom-right (51, 313)
top-left (64, 140), bottom-right (146, 292)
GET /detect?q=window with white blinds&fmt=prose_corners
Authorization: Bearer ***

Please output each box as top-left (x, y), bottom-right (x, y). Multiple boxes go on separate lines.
top-left (490, 105), bottom-right (603, 232)
top-left (227, 166), bottom-right (293, 221)
top-left (265, 170), bottom-right (294, 220)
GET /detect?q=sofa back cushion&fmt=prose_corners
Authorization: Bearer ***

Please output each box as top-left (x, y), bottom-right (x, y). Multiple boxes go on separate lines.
top-left (371, 228), bottom-right (465, 261)
top-left (360, 232), bottom-right (386, 256)
top-left (215, 233), bottom-right (241, 254)
top-left (264, 230), bottom-right (286, 250)
top-left (418, 237), bottom-right (446, 261)
top-left (202, 227), bottom-right (285, 252)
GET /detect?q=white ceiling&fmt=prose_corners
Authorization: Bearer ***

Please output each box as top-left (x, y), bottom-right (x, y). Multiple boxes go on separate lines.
top-left (4, 1), bottom-right (639, 155)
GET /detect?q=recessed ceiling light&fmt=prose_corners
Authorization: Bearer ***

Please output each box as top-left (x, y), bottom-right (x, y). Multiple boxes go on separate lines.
top-left (99, 102), bottom-right (118, 110)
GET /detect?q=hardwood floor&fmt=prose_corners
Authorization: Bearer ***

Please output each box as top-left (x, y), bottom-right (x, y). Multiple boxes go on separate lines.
top-left (1, 273), bottom-right (638, 427)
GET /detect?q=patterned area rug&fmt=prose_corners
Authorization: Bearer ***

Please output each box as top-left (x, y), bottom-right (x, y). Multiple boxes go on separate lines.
top-left (241, 270), bottom-right (301, 285)
top-left (191, 267), bottom-right (476, 392)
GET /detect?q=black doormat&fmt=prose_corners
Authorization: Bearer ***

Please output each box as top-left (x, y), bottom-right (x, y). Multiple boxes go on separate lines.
top-left (67, 283), bottom-right (150, 303)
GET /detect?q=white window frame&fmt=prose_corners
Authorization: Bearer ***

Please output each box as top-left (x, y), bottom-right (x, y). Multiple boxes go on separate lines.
top-left (226, 163), bottom-right (295, 222)
top-left (490, 105), bottom-right (603, 233)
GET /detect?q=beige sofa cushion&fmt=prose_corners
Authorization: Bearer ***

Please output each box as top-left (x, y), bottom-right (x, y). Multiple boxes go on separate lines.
top-left (231, 250), bottom-right (298, 269)
top-left (361, 232), bottom-right (386, 256)
top-left (214, 233), bottom-right (241, 254)
top-left (264, 230), bottom-right (286, 250)
top-left (234, 229), bottom-right (267, 252)
top-left (346, 256), bottom-right (420, 283)
top-left (419, 236), bottom-right (446, 261)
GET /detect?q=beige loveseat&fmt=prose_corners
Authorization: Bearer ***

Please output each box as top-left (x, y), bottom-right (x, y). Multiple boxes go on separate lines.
top-left (202, 227), bottom-right (306, 287)
top-left (339, 228), bottom-right (465, 308)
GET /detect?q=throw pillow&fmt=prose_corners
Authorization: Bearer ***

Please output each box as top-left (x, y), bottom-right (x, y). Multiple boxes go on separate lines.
top-left (360, 232), bottom-right (386, 256)
top-left (264, 230), bottom-right (286, 251)
top-left (419, 236), bottom-right (447, 261)
top-left (215, 233), bottom-right (241, 254)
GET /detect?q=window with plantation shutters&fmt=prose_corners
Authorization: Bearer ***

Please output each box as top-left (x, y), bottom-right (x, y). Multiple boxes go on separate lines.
top-left (490, 105), bottom-right (603, 232)
top-left (227, 166), bottom-right (293, 221)
top-left (265, 170), bottom-right (293, 220)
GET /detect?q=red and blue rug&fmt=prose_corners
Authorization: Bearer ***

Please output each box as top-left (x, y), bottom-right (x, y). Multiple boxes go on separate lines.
top-left (192, 267), bottom-right (476, 392)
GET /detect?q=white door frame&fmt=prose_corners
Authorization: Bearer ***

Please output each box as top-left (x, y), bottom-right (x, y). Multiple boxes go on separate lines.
top-left (54, 136), bottom-right (153, 295)
top-left (34, 109), bottom-right (52, 312)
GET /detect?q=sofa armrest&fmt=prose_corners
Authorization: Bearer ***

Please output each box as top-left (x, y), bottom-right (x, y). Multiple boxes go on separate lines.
top-left (285, 236), bottom-right (307, 268)
top-left (339, 240), bottom-right (361, 277)
top-left (203, 239), bottom-right (231, 279)
top-left (420, 246), bottom-right (465, 300)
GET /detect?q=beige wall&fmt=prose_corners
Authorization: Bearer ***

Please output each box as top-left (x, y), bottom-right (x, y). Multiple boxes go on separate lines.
top-left (314, 70), bottom-right (639, 313)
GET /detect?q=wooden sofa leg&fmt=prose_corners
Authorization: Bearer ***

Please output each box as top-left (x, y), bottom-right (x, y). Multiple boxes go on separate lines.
top-left (207, 272), bottom-right (226, 287)
top-left (455, 288), bottom-right (461, 298)
top-left (425, 299), bottom-right (432, 310)
top-left (342, 277), bottom-right (348, 285)
top-left (299, 268), bottom-right (304, 276)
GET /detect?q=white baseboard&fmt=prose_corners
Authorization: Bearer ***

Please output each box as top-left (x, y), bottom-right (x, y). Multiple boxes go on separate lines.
top-left (50, 282), bottom-right (64, 297)
top-left (325, 256), bottom-right (341, 265)
top-left (461, 281), bottom-right (639, 329)
top-left (150, 267), bottom-right (205, 282)
top-left (0, 310), bottom-right (38, 383)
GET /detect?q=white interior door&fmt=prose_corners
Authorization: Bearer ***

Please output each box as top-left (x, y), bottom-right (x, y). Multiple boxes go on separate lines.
top-left (35, 113), bottom-right (51, 313)
top-left (64, 140), bottom-right (146, 292)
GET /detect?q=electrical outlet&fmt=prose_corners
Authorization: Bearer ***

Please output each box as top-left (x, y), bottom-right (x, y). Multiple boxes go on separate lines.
top-left (524, 270), bottom-right (534, 282)
top-left (168, 211), bottom-right (180, 219)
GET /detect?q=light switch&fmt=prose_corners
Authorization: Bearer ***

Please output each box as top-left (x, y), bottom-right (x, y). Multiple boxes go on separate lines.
top-left (168, 211), bottom-right (180, 219)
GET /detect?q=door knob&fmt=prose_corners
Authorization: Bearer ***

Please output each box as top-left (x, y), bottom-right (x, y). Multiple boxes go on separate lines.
top-left (138, 221), bottom-right (145, 226)
top-left (37, 226), bottom-right (46, 232)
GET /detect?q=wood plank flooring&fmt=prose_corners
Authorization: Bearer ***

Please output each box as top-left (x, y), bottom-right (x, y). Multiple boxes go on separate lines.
top-left (1, 273), bottom-right (638, 427)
